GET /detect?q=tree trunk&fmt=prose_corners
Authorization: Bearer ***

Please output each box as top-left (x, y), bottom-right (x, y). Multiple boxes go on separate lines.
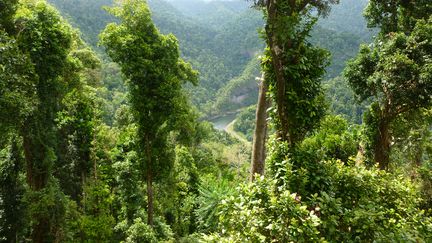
top-left (374, 118), bottom-right (391, 170)
top-left (413, 141), bottom-right (423, 167)
top-left (31, 220), bottom-right (49, 243)
top-left (265, 0), bottom-right (297, 145)
top-left (266, 0), bottom-right (289, 143)
top-left (145, 137), bottom-right (154, 226)
top-left (251, 75), bottom-right (270, 181)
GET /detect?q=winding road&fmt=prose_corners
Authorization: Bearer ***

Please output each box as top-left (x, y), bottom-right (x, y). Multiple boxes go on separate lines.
top-left (210, 114), bottom-right (251, 146)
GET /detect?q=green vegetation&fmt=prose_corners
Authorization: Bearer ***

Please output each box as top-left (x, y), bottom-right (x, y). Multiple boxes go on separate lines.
top-left (214, 58), bottom-right (260, 115)
top-left (345, 0), bottom-right (432, 169)
top-left (233, 106), bottom-right (256, 142)
top-left (1, 0), bottom-right (432, 242)
top-left (100, 0), bottom-right (199, 226)
top-left (47, 0), bottom-right (370, 117)
top-left (324, 76), bottom-right (368, 124)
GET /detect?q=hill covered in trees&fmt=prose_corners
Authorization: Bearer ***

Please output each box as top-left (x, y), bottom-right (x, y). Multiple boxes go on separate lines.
top-left (48, 0), bottom-right (371, 119)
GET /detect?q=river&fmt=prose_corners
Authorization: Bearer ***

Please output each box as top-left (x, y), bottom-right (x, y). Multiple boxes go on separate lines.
top-left (210, 113), bottom-right (238, 131)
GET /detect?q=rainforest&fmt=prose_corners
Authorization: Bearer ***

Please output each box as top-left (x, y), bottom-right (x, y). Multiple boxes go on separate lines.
top-left (0, 0), bottom-right (431, 242)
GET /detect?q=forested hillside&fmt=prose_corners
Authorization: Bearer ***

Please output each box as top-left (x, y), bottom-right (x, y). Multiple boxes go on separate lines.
top-left (1, 0), bottom-right (432, 242)
top-left (47, 0), bottom-right (370, 118)
top-left (47, 0), bottom-right (263, 113)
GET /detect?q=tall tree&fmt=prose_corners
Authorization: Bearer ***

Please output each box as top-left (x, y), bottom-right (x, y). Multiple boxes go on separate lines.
top-left (345, 1), bottom-right (432, 169)
top-left (251, 0), bottom-right (337, 147)
top-left (250, 74), bottom-right (270, 180)
top-left (249, 0), bottom-right (337, 179)
top-left (100, 0), bottom-right (197, 226)
top-left (55, 46), bottom-right (101, 203)
top-left (2, 0), bottom-right (99, 241)
top-left (0, 2), bottom-right (34, 242)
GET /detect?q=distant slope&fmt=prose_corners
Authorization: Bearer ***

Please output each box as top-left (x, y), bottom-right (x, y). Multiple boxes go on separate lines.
top-left (47, 0), bottom-right (372, 119)
top-left (165, 0), bottom-right (251, 29)
top-left (311, 26), bottom-right (365, 79)
top-left (317, 0), bottom-right (373, 40)
top-left (47, 0), bottom-right (263, 113)
top-left (46, 0), bottom-right (115, 50)
top-left (213, 57), bottom-right (260, 115)
top-left (210, 8), bottom-right (263, 76)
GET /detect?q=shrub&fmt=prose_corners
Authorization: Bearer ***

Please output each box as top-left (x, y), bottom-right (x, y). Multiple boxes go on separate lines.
top-left (217, 177), bottom-right (323, 242)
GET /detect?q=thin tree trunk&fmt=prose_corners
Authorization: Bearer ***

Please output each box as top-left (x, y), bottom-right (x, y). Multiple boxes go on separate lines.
top-left (145, 137), bottom-right (154, 226)
top-left (374, 118), bottom-right (391, 170)
top-left (251, 75), bottom-right (270, 181)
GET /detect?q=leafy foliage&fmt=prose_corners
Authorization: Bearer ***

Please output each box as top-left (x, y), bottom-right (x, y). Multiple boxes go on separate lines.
top-left (345, 12), bottom-right (432, 168)
top-left (365, 0), bottom-right (432, 34)
top-left (218, 177), bottom-right (322, 242)
top-left (0, 31), bottom-right (37, 135)
top-left (259, 0), bottom-right (333, 145)
top-left (0, 139), bottom-right (28, 242)
top-left (233, 105), bottom-right (256, 141)
top-left (215, 130), bottom-right (432, 241)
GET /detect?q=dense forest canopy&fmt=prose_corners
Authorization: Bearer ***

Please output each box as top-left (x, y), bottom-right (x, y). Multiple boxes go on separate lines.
top-left (0, 0), bottom-right (431, 242)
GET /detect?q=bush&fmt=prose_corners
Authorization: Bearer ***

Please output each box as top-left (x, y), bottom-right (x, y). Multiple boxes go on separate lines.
top-left (214, 158), bottom-right (432, 242)
top-left (195, 176), bottom-right (235, 233)
top-left (217, 177), bottom-right (323, 242)
top-left (124, 218), bottom-right (157, 243)
top-left (307, 161), bottom-right (429, 242)
top-left (212, 115), bottom-right (432, 242)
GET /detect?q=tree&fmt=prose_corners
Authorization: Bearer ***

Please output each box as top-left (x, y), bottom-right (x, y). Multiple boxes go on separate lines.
top-left (2, 1), bottom-right (103, 241)
top-left (251, 0), bottom-right (337, 147)
top-left (250, 74), bottom-right (270, 180)
top-left (345, 1), bottom-right (432, 169)
top-left (15, 2), bottom-right (76, 240)
top-left (248, 0), bottom-right (338, 180)
top-left (364, 0), bottom-right (432, 35)
top-left (0, 30), bottom-right (37, 140)
top-left (55, 45), bottom-right (101, 203)
top-left (100, 0), bottom-right (198, 226)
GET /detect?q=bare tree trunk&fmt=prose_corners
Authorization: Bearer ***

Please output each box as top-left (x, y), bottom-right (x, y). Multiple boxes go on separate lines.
top-left (251, 75), bottom-right (270, 181)
top-left (145, 137), bottom-right (154, 226)
top-left (374, 118), bottom-right (391, 170)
